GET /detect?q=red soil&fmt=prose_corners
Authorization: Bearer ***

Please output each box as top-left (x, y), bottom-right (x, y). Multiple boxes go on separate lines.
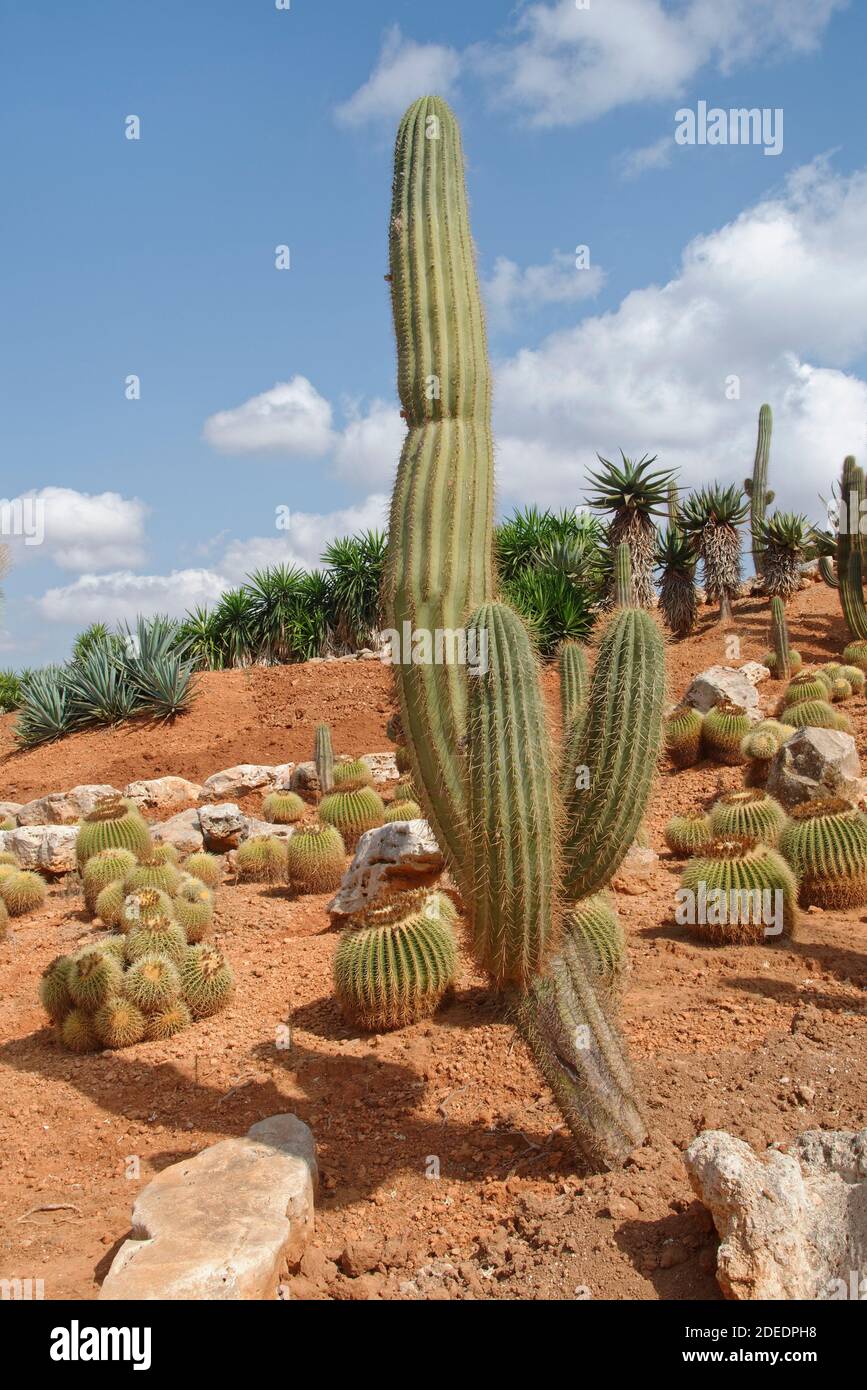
top-left (0, 579), bottom-right (864, 1301)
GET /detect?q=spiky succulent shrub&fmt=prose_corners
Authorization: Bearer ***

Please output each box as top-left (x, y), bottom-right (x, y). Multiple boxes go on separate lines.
top-left (285, 824), bottom-right (347, 892)
top-left (680, 485), bottom-right (749, 623)
top-left (319, 786), bottom-right (385, 847)
top-left (664, 705), bottom-right (704, 769)
top-left (13, 666), bottom-right (74, 748)
top-left (587, 452), bottom-right (675, 608)
top-left (664, 811), bottom-right (713, 856)
top-left (118, 887), bottom-right (175, 933)
top-left (565, 895), bottom-right (627, 993)
top-left (782, 674), bottom-right (832, 706)
top-left (82, 848), bottom-right (138, 914)
top-left (842, 639), bottom-right (867, 672)
top-left (745, 403), bottom-right (774, 575)
top-left (333, 892), bottom-right (458, 1031)
top-left (125, 912), bottom-right (187, 967)
top-left (759, 512), bottom-right (812, 601)
top-left (182, 851), bottom-right (222, 888)
top-left (67, 946), bottom-right (124, 1010)
top-left (679, 838), bottom-right (798, 943)
top-left (830, 677), bottom-right (853, 703)
top-left (332, 759), bottom-right (374, 792)
top-left (384, 800), bottom-right (422, 823)
top-left (93, 997), bottom-right (147, 1049)
top-left (0, 869), bottom-right (47, 916)
top-left (655, 526), bottom-right (697, 638)
top-left (61, 1008), bottom-right (99, 1053)
top-left (784, 699), bottom-right (851, 732)
top-left (95, 880), bottom-right (127, 928)
top-left (172, 878), bottom-right (214, 943)
top-left (39, 955), bottom-right (72, 1020)
top-left (779, 799), bottom-right (867, 908)
top-left (709, 789), bottom-right (787, 845)
top-left (702, 701), bottom-right (751, 764)
top-left (314, 723), bottom-right (334, 794)
top-left (181, 943), bottom-right (235, 1019)
top-left (76, 795), bottom-right (151, 867)
top-left (145, 999), bottom-right (193, 1040)
top-left (262, 791), bottom-right (305, 825)
top-left (235, 835), bottom-right (287, 884)
top-left (124, 954), bottom-right (182, 1013)
top-left (384, 97), bottom-right (664, 1169)
top-left (763, 597), bottom-right (800, 680)
top-left (838, 664), bottom-right (866, 693)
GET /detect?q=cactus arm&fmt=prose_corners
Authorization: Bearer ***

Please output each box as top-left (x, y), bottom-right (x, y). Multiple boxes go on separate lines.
top-left (465, 602), bottom-right (561, 987)
top-left (559, 640), bottom-right (588, 730)
top-left (562, 595), bottom-right (666, 899)
top-left (613, 540), bottom-right (634, 607)
top-left (384, 97), bottom-right (495, 883)
top-left (746, 403), bottom-right (773, 575)
top-left (818, 556), bottom-right (838, 588)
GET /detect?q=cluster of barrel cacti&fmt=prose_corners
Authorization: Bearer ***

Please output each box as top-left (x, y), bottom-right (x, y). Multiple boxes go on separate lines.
top-left (664, 701), bottom-right (754, 768)
top-left (38, 796), bottom-right (234, 1051)
top-left (380, 96), bottom-right (666, 1170)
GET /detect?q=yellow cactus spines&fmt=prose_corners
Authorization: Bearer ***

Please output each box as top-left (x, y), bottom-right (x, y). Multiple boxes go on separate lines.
top-left (75, 794), bottom-right (151, 867)
top-left (709, 789), bottom-right (787, 845)
top-left (285, 824), bottom-right (347, 893)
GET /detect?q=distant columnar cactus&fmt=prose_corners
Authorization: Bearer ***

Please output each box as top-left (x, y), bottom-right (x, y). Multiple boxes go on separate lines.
top-left (745, 404), bottom-right (773, 576)
top-left (75, 794), bottom-right (151, 867)
top-left (383, 97), bottom-right (663, 1169)
top-left (333, 891), bottom-right (458, 1031)
top-left (559, 640), bottom-right (588, 734)
top-left (779, 799), bottom-right (867, 908)
top-left (664, 705), bottom-right (704, 769)
top-left (314, 723), bottom-right (335, 794)
top-left (285, 824), bottom-right (347, 893)
top-left (679, 838), bottom-right (798, 944)
top-left (701, 702), bottom-right (751, 765)
top-left (709, 789), bottom-right (787, 845)
top-left (763, 597), bottom-right (799, 680)
top-left (836, 457), bottom-right (867, 640)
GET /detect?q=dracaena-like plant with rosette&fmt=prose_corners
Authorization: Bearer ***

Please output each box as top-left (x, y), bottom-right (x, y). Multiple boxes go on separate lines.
top-left (383, 96), bottom-right (666, 1171)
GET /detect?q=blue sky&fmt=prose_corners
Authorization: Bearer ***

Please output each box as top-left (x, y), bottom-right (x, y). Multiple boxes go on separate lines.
top-left (2, 0), bottom-right (866, 665)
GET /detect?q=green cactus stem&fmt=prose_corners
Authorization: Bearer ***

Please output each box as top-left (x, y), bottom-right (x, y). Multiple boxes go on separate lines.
top-left (314, 723), bottom-right (335, 794)
top-left (664, 811), bottom-right (713, 856)
top-left (744, 404), bottom-right (773, 575)
top-left (664, 705), bottom-right (704, 769)
top-left (679, 838), bottom-right (798, 944)
top-left (779, 798), bottom-right (867, 908)
top-left (559, 640), bottom-right (589, 733)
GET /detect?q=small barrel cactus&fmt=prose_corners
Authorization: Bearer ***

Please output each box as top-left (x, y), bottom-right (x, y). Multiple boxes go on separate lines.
top-left (333, 892), bottom-right (458, 1031)
top-left (124, 953), bottom-right (182, 1013)
top-left (181, 943), bottom-right (235, 1018)
top-left (679, 838), bottom-right (798, 943)
top-left (842, 640), bottom-right (867, 672)
top-left (784, 699), bottom-right (851, 732)
top-left (664, 811), bottom-right (713, 856)
top-left (95, 880), bottom-right (127, 928)
top-left (0, 869), bottom-right (47, 916)
top-left (235, 835), bottom-right (287, 884)
top-left (701, 701), bottom-right (751, 764)
top-left (123, 852), bottom-right (182, 897)
top-left (93, 996), bottom-right (147, 1049)
top-left (285, 824), bottom-right (347, 892)
top-left (261, 790), bottom-right (306, 824)
top-left (779, 799), bottom-right (867, 907)
top-left (565, 894), bottom-right (626, 993)
top-left (38, 955), bottom-right (72, 1020)
top-left (67, 946), bottom-right (124, 1011)
top-left (783, 675), bottom-right (832, 707)
top-left (664, 705), bottom-right (704, 769)
top-left (82, 848), bottom-right (138, 914)
top-left (830, 677), bottom-right (853, 703)
top-left (145, 999), bottom-right (193, 1041)
top-left (182, 851), bottom-right (223, 887)
top-left (709, 789), bottom-right (787, 845)
top-left (838, 664), bottom-right (866, 693)
top-left (384, 801), bottom-right (422, 823)
top-left (333, 759), bottom-right (374, 792)
top-left (61, 1008), bottom-right (99, 1053)
top-left (150, 842), bottom-right (180, 865)
top-left (119, 887), bottom-right (176, 934)
top-left (392, 778), bottom-right (417, 803)
top-left (172, 878), bottom-right (214, 943)
top-left (76, 794), bottom-right (151, 867)
top-left (124, 912), bottom-right (187, 967)
top-left (319, 787), bottom-right (385, 846)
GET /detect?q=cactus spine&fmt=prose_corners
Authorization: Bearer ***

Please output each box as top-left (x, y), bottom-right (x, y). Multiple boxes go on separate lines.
top-left (384, 99), bottom-right (663, 1168)
top-left (745, 403), bottom-right (773, 574)
top-left (314, 723), bottom-right (334, 794)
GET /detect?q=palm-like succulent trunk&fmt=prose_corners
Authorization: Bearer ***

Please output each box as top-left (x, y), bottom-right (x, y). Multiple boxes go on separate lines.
top-left (761, 544), bottom-right (803, 601)
top-left (609, 511), bottom-right (655, 608)
top-left (701, 522), bottom-right (741, 623)
top-left (659, 569), bottom-right (697, 638)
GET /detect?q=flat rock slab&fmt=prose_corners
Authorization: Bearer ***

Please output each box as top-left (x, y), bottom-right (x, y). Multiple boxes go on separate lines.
top-left (201, 765), bottom-right (279, 801)
top-left (0, 824), bottom-right (79, 873)
top-left (329, 818), bottom-right (444, 918)
top-left (150, 809), bottom-right (204, 855)
top-left (684, 1127), bottom-right (867, 1300)
top-left (16, 784), bottom-right (119, 826)
top-left (683, 666), bottom-right (761, 722)
top-left (124, 776), bottom-right (203, 811)
top-left (99, 1114), bottom-right (317, 1301)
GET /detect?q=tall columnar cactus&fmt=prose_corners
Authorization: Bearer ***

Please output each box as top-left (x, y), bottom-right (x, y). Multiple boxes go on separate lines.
top-left (558, 640), bottom-right (588, 733)
top-left (384, 97), bottom-right (665, 1169)
top-left (837, 456), bottom-right (867, 639)
top-left (744, 403), bottom-right (774, 575)
top-left (768, 597), bottom-right (793, 680)
top-left (314, 723), bottom-right (334, 794)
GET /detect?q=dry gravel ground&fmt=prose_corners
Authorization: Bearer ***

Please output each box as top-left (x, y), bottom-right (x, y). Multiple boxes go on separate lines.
top-left (0, 579), bottom-right (864, 1300)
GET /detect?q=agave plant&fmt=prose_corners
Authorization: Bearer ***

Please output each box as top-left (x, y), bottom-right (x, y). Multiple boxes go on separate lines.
top-left (321, 529), bottom-right (387, 650)
top-left (65, 648), bottom-right (140, 727)
top-left (758, 512), bottom-right (813, 601)
top-left (655, 526), bottom-right (697, 638)
top-left (14, 667), bottom-right (74, 747)
top-left (502, 566), bottom-right (596, 654)
top-left (0, 669), bottom-right (24, 712)
top-left (680, 483), bottom-right (749, 623)
top-left (586, 452), bottom-right (676, 607)
top-left (119, 616), bottom-right (197, 719)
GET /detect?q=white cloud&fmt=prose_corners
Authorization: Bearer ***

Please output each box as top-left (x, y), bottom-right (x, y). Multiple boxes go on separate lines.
top-left (37, 569), bottom-right (226, 625)
top-left (491, 159), bottom-right (867, 519)
top-left (2, 487), bottom-right (148, 571)
top-left (335, 25), bottom-right (462, 127)
top-left (220, 495), bottom-right (390, 580)
top-left (332, 399), bottom-right (405, 488)
top-left (338, 2), bottom-right (845, 131)
top-left (202, 376), bottom-right (336, 457)
top-left (618, 135), bottom-right (674, 180)
top-left (484, 250), bottom-right (605, 329)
